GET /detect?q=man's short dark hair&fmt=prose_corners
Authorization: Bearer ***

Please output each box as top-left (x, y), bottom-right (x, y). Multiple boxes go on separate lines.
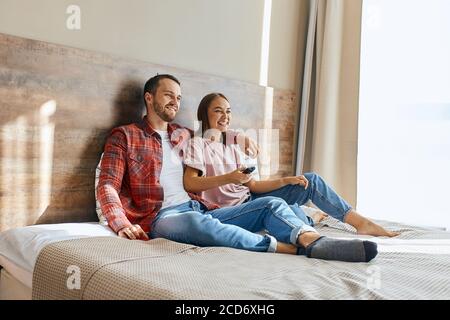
top-left (143, 74), bottom-right (180, 96)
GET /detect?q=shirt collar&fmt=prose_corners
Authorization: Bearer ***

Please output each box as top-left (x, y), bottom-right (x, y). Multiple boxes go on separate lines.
top-left (140, 115), bottom-right (180, 140)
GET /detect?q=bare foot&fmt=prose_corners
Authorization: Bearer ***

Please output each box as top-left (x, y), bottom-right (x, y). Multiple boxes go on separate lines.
top-left (356, 219), bottom-right (400, 237)
top-left (344, 210), bottom-right (400, 237)
top-left (311, 211), bottom-right (328, 224)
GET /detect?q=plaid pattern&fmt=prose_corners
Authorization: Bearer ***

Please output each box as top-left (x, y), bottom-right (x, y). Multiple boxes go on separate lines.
top-left (97, 116), bottom-right (220, 234)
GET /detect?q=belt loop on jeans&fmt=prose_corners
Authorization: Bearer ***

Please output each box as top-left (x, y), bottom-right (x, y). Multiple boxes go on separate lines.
top-left (190, 200), bottom-right (200, 211)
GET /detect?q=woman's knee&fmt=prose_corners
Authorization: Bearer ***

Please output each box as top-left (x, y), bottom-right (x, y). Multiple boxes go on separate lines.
top-left (252, 195), bottom-right (285, 204)
top-left (259, 196), bottom-right (289, 212)
top-left (304, 172), bottom-right (321, 186)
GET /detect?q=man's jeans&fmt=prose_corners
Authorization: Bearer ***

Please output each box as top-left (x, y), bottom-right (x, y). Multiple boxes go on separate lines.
top-left (150, 196), bottom-right (316, 253)
top-left (251, 172), bottom-right (352, 223)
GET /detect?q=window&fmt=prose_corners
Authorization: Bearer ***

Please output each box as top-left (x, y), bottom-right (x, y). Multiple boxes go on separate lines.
top-left (358, 0), bottom-right (450, 229)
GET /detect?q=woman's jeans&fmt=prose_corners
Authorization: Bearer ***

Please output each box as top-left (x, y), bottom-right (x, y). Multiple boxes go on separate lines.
top-left (251, 172), bottom-right (352, 223)
top-left (150, 172), bottom-right (352, 253)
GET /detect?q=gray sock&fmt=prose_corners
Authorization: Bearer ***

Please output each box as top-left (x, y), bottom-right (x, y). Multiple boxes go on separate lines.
top-left (297, 236), bottom-right (378, 262)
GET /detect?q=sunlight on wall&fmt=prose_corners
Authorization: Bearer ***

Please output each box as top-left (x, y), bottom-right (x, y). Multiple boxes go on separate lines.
top-left (259, 0), bottom-right (272, 86)
top-left (39, 100), bottom-right (56, 218)
top-left (259, 86), bottom-right (275, 178)
top-left (0, 100), bottom-right (56, 231)
top-left (1, 116), bottom-right (26, 230)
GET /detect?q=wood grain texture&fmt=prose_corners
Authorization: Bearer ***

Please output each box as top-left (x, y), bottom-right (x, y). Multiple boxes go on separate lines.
top-left (0, 32), bottom-right (297, 231)
top-left (271, 89), bottom-right (297, 178)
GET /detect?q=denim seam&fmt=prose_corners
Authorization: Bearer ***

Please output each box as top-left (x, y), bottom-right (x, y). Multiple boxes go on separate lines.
top-left (213, 202), bottom-right (275, 222)
top-left (269, 206), bottom-right (298, 229)
top-left (150, 229), bottom-right (163, 238)
top-left (314, 186), bottom-right (347, 220)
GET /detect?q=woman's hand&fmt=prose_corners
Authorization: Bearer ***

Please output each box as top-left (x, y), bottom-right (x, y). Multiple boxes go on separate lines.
top-left (118, 224), bottom-right (149, 241)
top-left (282, 175), bottom-right (309, 189)
top-left (226, 168), bottom-right (253, 185)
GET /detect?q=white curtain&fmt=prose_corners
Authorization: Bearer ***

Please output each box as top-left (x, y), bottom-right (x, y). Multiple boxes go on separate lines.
top-left (296, 0), bottom-right (363, 206)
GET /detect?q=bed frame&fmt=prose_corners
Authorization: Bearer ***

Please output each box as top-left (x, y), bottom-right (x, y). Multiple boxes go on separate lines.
top-left (0, 268), bottom-right (31, 300)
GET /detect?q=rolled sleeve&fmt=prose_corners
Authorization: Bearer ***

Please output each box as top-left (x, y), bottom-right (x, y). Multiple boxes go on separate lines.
top-left (183, 137), bottom-right (207, 177)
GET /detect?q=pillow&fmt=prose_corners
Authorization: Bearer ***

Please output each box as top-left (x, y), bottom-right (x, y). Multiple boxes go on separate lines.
top-left (0, 222), bottom-right (117, 273)
top-left (94, 154), bottom-right (108, 225)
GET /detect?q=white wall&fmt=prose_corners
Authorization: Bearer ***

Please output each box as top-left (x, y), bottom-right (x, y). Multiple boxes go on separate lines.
top-left (0, 0), bottom-right (305, 91)
top-left (269, 0), bottom-right (304, 91)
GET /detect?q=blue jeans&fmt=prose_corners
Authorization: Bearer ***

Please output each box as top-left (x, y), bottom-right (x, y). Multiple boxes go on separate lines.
top-left (251, 172), bottom-right (352, 223)
top-left (150, 196), bottom-right (316, 253)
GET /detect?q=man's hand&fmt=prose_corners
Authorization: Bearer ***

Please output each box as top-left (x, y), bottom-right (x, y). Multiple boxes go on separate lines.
top-left (118, 224), bottom-right (149, 241)
top-left (236, 133), bottom-right (260, 158)
top-left (282, 175), bottom-right (309, 189)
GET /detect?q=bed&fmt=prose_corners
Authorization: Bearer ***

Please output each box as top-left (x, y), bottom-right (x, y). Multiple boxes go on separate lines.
top-left (1, 32), bottom-right (450, 300)
top-left (1, 217), bottom-right (450, 300)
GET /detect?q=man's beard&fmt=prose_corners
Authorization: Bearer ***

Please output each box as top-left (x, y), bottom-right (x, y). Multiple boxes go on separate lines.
top-left (153, 101), bottom-right (176, 122)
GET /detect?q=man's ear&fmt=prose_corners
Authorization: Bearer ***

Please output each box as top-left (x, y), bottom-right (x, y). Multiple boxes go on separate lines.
top-left (144, 92), bottom-right (153, 107)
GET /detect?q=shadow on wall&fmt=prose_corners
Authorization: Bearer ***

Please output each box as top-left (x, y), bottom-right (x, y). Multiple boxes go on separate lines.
top-left (35, 79), bottom-right (145, 225)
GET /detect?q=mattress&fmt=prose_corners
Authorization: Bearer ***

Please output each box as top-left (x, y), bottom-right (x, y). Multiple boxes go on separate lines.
top-left (0, 255), bottom-right (32, 289)
top-left (0, 222), bottom-right (117, 299)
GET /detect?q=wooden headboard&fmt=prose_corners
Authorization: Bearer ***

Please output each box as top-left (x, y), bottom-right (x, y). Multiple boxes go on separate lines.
top-left (0, 32), bottom-right (293, 231)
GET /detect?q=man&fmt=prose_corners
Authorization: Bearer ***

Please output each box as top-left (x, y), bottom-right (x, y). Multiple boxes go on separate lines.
top-left (97, 74), bottom-right (379, 262)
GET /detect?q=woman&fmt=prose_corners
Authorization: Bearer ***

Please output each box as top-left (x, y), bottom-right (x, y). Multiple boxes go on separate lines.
top-left (183, 92), bottom-right (399, 241)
